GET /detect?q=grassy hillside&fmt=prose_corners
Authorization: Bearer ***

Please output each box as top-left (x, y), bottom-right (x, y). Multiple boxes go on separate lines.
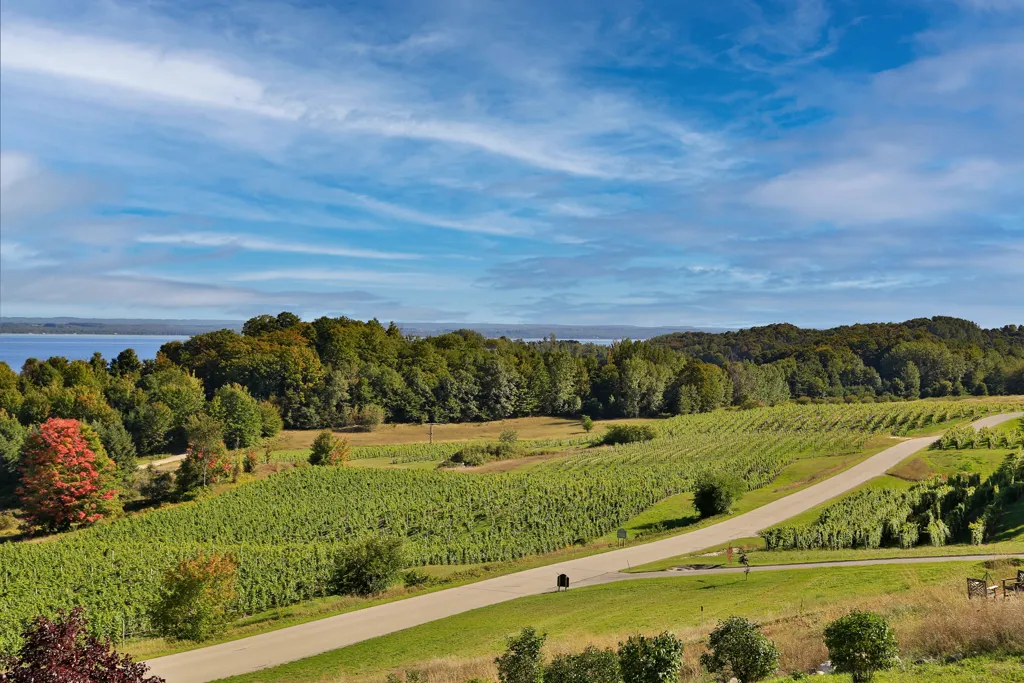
top-left (218, 559), bottom-right (1024, 683)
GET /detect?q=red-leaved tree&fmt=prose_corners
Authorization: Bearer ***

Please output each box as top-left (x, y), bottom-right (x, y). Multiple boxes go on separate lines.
top-left (17, 418), bottom-right (120, 532)
top-left (0, 606), bottom-right (164, 683)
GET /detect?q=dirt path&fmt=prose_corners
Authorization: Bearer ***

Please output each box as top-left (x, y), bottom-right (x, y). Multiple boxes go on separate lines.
top-left (137, 453), bottom-right (186, 469)
top-left (145, 412), bottom-right (1022, 683)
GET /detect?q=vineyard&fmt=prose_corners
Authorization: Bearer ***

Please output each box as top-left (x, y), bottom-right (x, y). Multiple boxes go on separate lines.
top-left (762, 448), bottom-right (1024, 552)
top-left (0, 400), bottom-right (1019, 652)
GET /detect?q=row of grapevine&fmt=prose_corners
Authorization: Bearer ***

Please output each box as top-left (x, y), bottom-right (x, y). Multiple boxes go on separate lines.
top-left (762, 451), bottom-right (1023, 551)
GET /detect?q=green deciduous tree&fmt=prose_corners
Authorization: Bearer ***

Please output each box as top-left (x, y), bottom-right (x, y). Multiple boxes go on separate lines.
top-left (210, 383), bottom-right (263, 449)
top-left (258, 401), bottom-right (283, 437)
top-left (150, 552), bottom-right (238, 642)
top-left (93, 420), bottom-right (138, 490)
top-left (495, 627), bottom-right (546, 683)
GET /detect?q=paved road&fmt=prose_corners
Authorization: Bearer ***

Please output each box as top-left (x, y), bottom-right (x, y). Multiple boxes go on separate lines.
top-left (146, 412), bottom-right (1022, 683)
top-left (577, 554), bottom-right (1024, 586)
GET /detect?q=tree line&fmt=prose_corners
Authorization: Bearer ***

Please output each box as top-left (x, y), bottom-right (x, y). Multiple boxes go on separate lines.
top-left (2, 314), bottom-right (1021, 477)
top-left (655, 316), bottom-right (1024, 400)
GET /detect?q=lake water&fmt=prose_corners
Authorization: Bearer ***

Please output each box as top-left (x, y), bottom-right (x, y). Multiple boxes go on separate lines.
top-left (0, 334), bottom-right (189, 370)
top-left (0, 334), bottom-right (627, 370)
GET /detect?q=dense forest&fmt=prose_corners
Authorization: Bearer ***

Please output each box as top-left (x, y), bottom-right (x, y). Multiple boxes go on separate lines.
top-left (1, 314), bottom-right (1022, 477)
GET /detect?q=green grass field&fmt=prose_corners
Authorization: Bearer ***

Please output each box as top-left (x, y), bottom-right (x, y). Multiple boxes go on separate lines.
top-left (768, 657), bottom-right (1024, 682)
top-left (218, 559), bottom-right (1021, 683)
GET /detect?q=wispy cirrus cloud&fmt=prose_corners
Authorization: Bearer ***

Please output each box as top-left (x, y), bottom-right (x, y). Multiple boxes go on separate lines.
top-left (137, 232), bottom-right (420, 260)
top-left (1, 0), bottom-right (1021, 326)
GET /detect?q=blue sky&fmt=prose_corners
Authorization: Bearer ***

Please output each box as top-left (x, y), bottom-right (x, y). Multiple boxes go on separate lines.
top-left (0, 0), bottom-right (1021, 328)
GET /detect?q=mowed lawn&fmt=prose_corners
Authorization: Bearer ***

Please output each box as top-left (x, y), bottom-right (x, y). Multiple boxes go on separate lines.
top-left (220, 560), bottom-right (1019, 683)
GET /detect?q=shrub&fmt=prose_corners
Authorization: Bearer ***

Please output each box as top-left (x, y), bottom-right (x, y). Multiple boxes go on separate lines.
top-left (445, 441), bottom-right (519, 467)
top-left (241, 449), bottom-right (258, 473)
top-left (403, 569), bottom-right (431, 589)
top-left (617, 631), bottom-right (682, 683)
top-left (544, 645), bottom-right (621, 683)
top-left (823, 611), bottom-right (899, 683)
top-left (348, 404), bottom-right (386, 431)
top-left (495, 627), bottom-right (546, 683)
top-left (331, 536), bottom-right (405, 596)
top-left (17, 418), bottom-right (120, 532)
top-left (499, 428), bottom-right (519, 445)
top-left (700, 616), bottom-right (779, 682)
top-left (601, 424), bottom-right (656, 445)
top-left (0, 512), bottom-right (17, 531)
top-left (0, 606), bottom-right (165, 682)
top-left (150, 552), bottom-right (238, 642)
top-left (309, 431), bottom-right (351, 466)
top-left (581, 415), bottom-right (594, 433)
top-left (139, 466), bottom-right (175, 504)
top-left (692, 471), bottom-right (746, 518)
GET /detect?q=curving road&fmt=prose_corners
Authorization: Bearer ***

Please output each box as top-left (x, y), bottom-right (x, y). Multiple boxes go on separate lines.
top-left (146, 412), bottom-right (1022, 683)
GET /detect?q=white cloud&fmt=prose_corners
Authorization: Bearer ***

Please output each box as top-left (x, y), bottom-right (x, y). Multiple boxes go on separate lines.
top-left (0, 23), bottom-right (303, 119)
top-left (137, 232), bottom-right (421, 260)
top-left (748, 155), bottom-right (1004, 223)
top-left (228, 268), bottom-right (464, 290)
top-left (0, 151), bottom-right (38, 191)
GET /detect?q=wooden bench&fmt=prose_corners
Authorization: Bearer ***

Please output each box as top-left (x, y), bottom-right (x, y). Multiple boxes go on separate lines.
top-left (967, 577), bottom-right (997, 600)
top-left (1002, 569), bottom-right (1024, 598)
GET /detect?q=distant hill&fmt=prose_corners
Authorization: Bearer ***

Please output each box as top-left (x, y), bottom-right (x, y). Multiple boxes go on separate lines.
top-left (0, 317), bottom-right (723, 339)
top-left (0, 317), bottom-right (242, 336)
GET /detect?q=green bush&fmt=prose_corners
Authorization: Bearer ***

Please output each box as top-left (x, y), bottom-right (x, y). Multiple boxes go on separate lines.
top-left (331, 536), bottom-right (405, 596)
top-left (601, 424), bottom-right (656, 446)
top-left (309, 431), bottom-right (350, 466)
top-left (495, 627), bottom-right (545, 683)
top-left (149, 552), bottom-right (238, 642)
top-left (544, 645), bottom-right (621, 683)
top-left (498, 428), bottom-right (519, 445)
top-left (446, 441), bottom-right (519, 467)
top-left (581, 415), bottom-right (594, 432)
top-left (699, 616), bottom-right (779, 682)
top-left (692, 472), bottom-right (746, 518)
top-left (348, 404), bottom-right (386, 431)
top-left (403, 568), bottom-right (431, 589)
top-left (0, 512), bottom-right (17, 532)
top-left (823, 611), bottom-right (899, 683)
top-left (617, 631), bottom-right (682, 683)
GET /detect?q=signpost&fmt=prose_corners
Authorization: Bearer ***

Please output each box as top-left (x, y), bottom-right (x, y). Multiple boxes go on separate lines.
top-left (617, 528), bottom-right (628, 546)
